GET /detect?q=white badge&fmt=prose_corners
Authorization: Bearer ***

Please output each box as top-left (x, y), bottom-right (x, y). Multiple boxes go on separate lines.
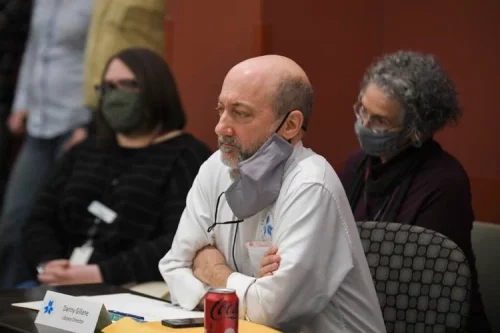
top-left (87, 201), bottom-right (117, 224)
top-left (69, 244), bottom-right (94, 266)
top-left (35, 290), bottom-right (111, 333)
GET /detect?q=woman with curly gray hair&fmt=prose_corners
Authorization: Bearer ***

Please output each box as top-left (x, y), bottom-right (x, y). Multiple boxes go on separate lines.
top-left (340, 51), bottom-right (491, 331)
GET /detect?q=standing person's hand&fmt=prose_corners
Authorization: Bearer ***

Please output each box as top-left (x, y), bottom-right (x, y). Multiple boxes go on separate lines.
top-left (8, 110), bottom-right (28, 134)
top-left (63, 127), bottom-right (88, 152)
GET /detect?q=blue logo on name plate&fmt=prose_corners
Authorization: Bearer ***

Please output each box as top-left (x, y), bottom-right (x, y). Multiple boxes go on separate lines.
top-left (43, 300), bottom-right (54, 315)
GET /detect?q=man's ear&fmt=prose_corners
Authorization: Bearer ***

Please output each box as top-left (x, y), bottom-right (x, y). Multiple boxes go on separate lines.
top-left (279, 110), bottom-right (303, 140)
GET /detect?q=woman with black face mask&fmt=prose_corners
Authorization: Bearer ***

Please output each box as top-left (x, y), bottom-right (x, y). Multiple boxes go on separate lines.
top-left (17, 48), bottom-right (211, 288)
top-left (340, 51), bottom-right (491, 332)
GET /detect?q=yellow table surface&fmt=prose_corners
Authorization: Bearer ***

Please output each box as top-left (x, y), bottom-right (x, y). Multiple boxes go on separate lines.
top-left (103, 317), bottom-right (280, 333)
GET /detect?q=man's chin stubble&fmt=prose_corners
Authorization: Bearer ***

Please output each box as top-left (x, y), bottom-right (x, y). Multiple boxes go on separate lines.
top-left (220, 153), bottom-right (240, 181)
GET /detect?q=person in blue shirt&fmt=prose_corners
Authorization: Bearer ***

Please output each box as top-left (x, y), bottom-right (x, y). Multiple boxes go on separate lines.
top-left (0, 0), bottom-right (93, 288)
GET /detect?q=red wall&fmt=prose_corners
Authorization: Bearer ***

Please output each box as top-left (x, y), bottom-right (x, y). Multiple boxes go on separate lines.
top-left (166, 0), bottom-right (263, 151)
top-left (166, 0), bottom-right (500, 222)
top-left (263, 1), bottom-right (383, 167)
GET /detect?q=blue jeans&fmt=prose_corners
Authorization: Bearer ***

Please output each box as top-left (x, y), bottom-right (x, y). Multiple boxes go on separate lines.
top-left (0, 133), bottom-right (71, 288)
top-left (17, 280), bottom-right (40, 289)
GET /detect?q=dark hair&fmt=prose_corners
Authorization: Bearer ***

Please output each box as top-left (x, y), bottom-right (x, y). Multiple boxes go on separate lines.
top-left (95, 47), bottom-right (186, 145)
top-left (272, 76), bottom-right (314, 130)
top-left (361, 50), bottom-right (461, 144)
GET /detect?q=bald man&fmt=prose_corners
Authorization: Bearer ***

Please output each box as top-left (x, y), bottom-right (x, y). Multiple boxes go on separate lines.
top-left (159, 55), bottom-right (385, 332)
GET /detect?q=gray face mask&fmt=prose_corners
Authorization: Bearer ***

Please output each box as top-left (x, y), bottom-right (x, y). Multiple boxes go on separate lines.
top-left (225, 116), bottom-right (293, 219)
top-left (354, 119), bottom-right (408, 157)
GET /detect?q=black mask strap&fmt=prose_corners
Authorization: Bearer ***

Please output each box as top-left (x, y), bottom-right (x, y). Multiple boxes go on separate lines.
top-left (275, 112), bottom-right (291, 134)
top-left (207, 192), bottom-right (244, 233)
top-left (274, 112), bottom-right (307, 143)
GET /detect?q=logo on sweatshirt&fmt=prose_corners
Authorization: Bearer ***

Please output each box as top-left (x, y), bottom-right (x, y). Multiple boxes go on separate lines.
top-left (264, 215), bottom-right (273, 237)
top-left (256, 211), bottom-right (274, 241)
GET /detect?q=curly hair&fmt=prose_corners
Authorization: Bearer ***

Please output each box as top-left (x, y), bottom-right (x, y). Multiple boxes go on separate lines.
top-left (361, 51), bottom-right (461, 144)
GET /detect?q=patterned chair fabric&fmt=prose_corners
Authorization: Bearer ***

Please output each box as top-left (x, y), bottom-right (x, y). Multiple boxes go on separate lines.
top-left (356, 221), bottom-right (471, 333)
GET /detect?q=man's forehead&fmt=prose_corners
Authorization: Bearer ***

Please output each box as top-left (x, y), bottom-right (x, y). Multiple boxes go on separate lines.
top-left (217, 97), bottom-right (255, 110)
top-left (218, 73), bottom-right (274, 107)
top-left (218, 95), bottom-right (271, 115)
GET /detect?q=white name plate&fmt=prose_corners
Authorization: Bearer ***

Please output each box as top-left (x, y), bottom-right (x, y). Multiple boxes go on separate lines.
top-left (34, 291), bottom-right (112, 333)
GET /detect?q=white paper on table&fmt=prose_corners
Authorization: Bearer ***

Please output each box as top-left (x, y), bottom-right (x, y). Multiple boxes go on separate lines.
top-left (12, 293), bottom-right (203, 322)
top-left (11, 300), bottom-right (43, 310)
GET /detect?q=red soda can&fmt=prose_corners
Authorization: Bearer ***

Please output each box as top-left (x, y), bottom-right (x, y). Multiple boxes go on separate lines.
top-left (204, 288), bottom-right (239, 333)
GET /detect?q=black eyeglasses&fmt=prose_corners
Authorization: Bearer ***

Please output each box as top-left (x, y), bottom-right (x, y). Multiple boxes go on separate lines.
top-left (94, 79), bottom-right (139, 95)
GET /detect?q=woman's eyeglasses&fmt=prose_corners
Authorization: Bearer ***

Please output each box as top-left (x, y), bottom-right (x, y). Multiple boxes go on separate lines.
top-left (353, 101), bottom-right (403, 133)
top-left (94, 79), bottom-right (139, 95)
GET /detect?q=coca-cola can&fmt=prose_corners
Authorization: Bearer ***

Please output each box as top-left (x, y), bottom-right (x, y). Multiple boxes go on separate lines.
top-left (204, 288), bottom-right (239, 333)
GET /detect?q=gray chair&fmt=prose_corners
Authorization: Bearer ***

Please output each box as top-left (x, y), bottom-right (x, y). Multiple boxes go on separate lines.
top-left (357, 221), bottom-right (471, 333)
top-left (471, 221), bottom-right (500, 333)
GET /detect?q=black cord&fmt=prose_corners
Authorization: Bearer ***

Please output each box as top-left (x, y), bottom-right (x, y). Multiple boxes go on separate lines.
top-left (207, 192), bottom-right (243, 232)
top-left (232, 223), bottom-right (240, 272)
top-left (207, 191), bottom-right (243, 272)
top-left (207, 192), bottom-right (226, 232)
